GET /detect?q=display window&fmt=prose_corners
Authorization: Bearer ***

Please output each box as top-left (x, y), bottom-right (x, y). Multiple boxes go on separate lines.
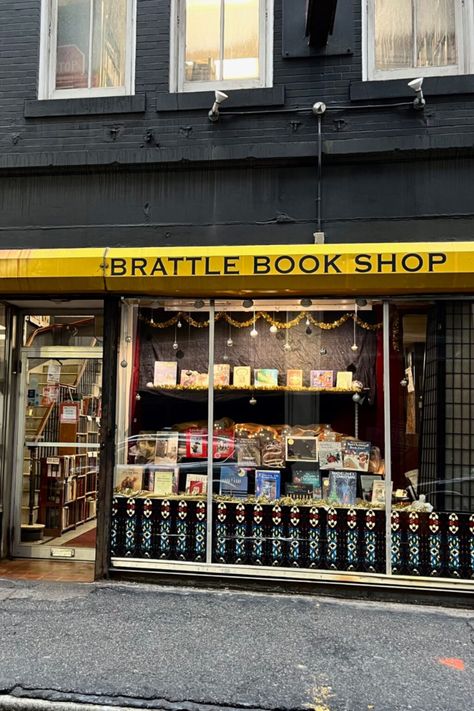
top-left (112, 297), bottom-right (389, 575)
top-left (110, 296), bottom-right (474, 584)
top-left (389, 301), bottom-right (474, 580)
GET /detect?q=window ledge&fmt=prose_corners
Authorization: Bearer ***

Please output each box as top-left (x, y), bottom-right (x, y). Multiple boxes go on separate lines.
top-left (156, 86), bottom-right (285, 112)
top-left (24, 94), bottom-right (146, 118)
top-left (350, 75), bottom-right (474, 101)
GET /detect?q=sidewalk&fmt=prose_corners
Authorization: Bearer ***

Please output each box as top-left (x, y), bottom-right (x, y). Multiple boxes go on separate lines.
top-left (0, 578), bottom-right (472, 711)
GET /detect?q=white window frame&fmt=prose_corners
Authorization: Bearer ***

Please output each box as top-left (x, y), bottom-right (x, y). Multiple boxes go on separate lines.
top-left (363, 0), bottom-right (473, 82)
top-left (39, 0), bottom-right (136, 100)
top-left (170, 0), bottom-right (273, 93)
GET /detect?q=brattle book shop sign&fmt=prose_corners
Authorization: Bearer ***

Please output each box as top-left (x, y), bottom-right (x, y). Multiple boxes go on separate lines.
top-left (109, 251), bottom-right (449, 277)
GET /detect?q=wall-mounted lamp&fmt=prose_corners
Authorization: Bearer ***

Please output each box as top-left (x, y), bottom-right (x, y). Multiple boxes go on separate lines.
top-left (408, 78), bottom-right (425, 110)
top-left (208, 91), bottom-right (229, 122)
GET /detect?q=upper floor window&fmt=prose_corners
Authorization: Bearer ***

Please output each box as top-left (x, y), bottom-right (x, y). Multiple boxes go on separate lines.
top-left (366, 0), bottom-right (473, 80)
top-left (171, 0), bottom-right (273, 92)
top-left (39, 0), bottom-right (136, 99)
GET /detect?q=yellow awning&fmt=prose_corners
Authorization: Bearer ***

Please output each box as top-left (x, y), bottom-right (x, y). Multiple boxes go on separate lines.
top-left (0, 243), bottom-right (473, 296)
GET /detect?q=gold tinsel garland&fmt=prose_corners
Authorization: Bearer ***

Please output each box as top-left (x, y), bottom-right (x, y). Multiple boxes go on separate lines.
top-left (139, 311), bottom-right (383, 332)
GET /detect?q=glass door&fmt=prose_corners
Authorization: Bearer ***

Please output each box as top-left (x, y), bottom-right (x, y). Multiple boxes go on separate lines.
top-left (13, 347), bottom-right (102, 561)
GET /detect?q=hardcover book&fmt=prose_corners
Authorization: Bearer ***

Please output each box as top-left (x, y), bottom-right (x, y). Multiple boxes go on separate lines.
top-left (360, 474), bottom-right (383, 501)
top-left (233, 366), bottom-right (251, 387)
top-left (153, 467), bottom-right (179, 496)
top-left (236, 438), bottom-right (261, 466)
top-left (285, 436), bottom-right (318, 462)
top-left (291, 465), bottom-right (322, 498)
top-left (155, 431), bottom-right (179, 465)
top-left (328, 471), bottom-right (358, 506)
top-left (186, 428), bottom-right (208, 459)
top-left (336, 371), bottom-right (353, 389)
top-left (213, 428), bottom-right (235, 459)
top-left (371, 480), bottom-right (387, 505)
top-left (286, 369), bottom-right (303, 388)
top-left (114, 465), bottom-right (144, 494)
top-left (254, 368), bottom-right (279, 388)
top-left (285, 484), bottom-right (313, 500)
top-left (319, 441), bottom-right (343, 470)
top-left (310, 370), bottom-right (333, 388)
top-left (214, 363), bottom-right (230, 386)
top-left (185, 473), bottom-right (208, 496)
top-left (153, 361), bottom-right (177, 387)
top-left (342, 441), bottom-right (371, 472)
top-left (219, 465), bottom-right (248, 498)
top-left (255, 470), bottom-right (281, 499)
top-left (180, 369), bottom-right (200, 387)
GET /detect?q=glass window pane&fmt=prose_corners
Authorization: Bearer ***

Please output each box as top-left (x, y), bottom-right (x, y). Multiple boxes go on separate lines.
top-left (416, 0), bottom-right (456, 68)
top-left (91, 0), bottom-right (128, 88)
top-left (222, 0), bottom-right (260, 81)
top-left (375, 0), bottom-right (414, 71)
top-left (56, 0), bottom-right (91, 90)
top-left (185, 0), bottom-right (221, 83)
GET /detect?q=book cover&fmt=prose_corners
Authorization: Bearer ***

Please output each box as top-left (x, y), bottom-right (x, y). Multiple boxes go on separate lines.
top-left (254, 368), bottom-right (279, 388)
top-left (319, 441), bottom-right (343, 470)
top-left (285, 436), bottom-right (318, 462)
top-left (287, 369), bottom-right (303, 388)
top-left (328, 471), bottom-right (358, 506)
top-left (291, 465), bottom-right (322, 497)
top-left (371, 480), bottom-right (387, 505)
top-left (186, 428), bottom-right (208, 459)
top-left (155, 431), bottom-right (179, 465)
top-left (114, 465), bottom-right (144, 494)
top-left (310, 370), bottom-right (334, 388)
top-left (236, 438), bottom-right (261, 466)
top-left (153, 361), bottom-right (177, 387)
top-left (233, 366), bottom-right (251, 387)
top-left (342, 440), bottom-right (371, 471)
top-left (153, 467), bottom-right (179, 496)
top-left (180, 369), bottom-right (200, 387)
top-left (360, 474), bottom-right (383, 501)
top-left (185, 473), bottom-right (208, 495)
top-left (214, 363), bottom-right (230, 386)
top-left (213, 428), bottom-right (235, 459)
top-left (255, 470), bottom-right (281, 499)
top-left (285, 484), bottom-right (313, 500)
top-left (219, 465), bottom-right (248, 498)
top-left (336, 371), bottom-right (353, 389)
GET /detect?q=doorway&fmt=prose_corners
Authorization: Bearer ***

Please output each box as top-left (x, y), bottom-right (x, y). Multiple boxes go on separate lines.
top-left (12, 346), bottom-right (102, 561)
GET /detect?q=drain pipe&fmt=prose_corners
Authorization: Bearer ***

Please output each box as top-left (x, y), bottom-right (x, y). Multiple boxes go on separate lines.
top-left (312, 102), bottom-right (327, 239)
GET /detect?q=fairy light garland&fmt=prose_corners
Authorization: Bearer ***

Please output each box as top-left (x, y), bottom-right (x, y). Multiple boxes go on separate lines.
top-left (139, 311), bottom-right (383, 332)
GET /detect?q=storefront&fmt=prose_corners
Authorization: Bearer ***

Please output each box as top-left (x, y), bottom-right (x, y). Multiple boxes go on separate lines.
top-left (1, 243), bottom-right (474, 594)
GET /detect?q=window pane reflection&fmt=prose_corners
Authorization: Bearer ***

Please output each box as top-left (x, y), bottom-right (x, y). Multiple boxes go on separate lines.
top-left (91, 0), bottom-right (127, 88)
top-left (416, 0), bottom-right (456, 68)
top-left (56, 0), bottom-right (91, 89)
top-left (375, 0), bottom-right (413, 70)
top-left (223, 0), bottom-right (259, 80)
top-left (185, 0), bottom-right (221, 83)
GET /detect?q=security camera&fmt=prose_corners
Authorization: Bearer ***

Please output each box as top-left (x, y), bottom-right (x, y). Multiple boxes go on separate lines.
top-left (312, 101), bottom-right (327, 116)
top-left (208, 90), bottom-right (229, 122)
top-left (408, 77), bottom-right (425, 110)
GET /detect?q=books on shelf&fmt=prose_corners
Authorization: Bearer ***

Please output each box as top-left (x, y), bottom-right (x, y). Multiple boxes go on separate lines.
top-left (336, 371), bottom-right (353, 389)
top-left (186, 428), bottom-right (208, 459)
top-left (185, 473), bottom-right (208, 496)
top-left (255, 470), bottom-right (281, 499)
top-left (236, 439), bottom-right (261, 467)
top-left (286, 369), bottom-right (303, 388)
top-left (214, 364), bottom-right (230, 386)
top-left (154, 361), bottom-right (177, 387)
top-left (233, 366), bottom-right (251, 387)
top-left (155, 431), bottom-right (179, 465)
top-left (291, 465), bottom-right (322, 498)
top-left (114, 465), bottom-right (144, 493)
top-left (319, 441), bottom-right (343, 470)
top-left (285, 484), bottom-right (313, 500)
top-left (310, 370), bottom-right (334, 388)
top-left (254, 369), bottom-right (278, 388)
top-left (153, 467), bottom-right (179, 496)
top-left (285, 436), bottom-right (318, 462)
top-left (342, 441), bottom-right (371, 472)
top-left (328, 471), bottom-right (358, 506)
top-left (219, 465), bottom-right (249, 498)
top-left (180, 370), bottom-right (208, 387)
top-left (360, 474), bottom-right (383, 501)
top-left (371, 480), bottom-right (387, 505)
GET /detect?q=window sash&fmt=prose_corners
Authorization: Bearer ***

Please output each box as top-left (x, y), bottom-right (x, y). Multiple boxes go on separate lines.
top-left (39, 0), bottom-right (135, 99)
top-left (366, 0), bottom-right (468, 81)
top-left (175, 0), bottom-right (271, 93)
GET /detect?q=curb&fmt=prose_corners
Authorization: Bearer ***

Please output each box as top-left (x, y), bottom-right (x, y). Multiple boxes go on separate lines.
top-left (0, 699), bottom-right (138, 711)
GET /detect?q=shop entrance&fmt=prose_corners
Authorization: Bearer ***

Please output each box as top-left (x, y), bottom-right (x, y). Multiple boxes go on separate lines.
top-left (12, 346), bottom-right (102, 561)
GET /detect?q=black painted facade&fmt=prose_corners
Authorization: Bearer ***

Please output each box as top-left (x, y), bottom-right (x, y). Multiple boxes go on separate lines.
top-left (0, 0), bottom-right (473, 250)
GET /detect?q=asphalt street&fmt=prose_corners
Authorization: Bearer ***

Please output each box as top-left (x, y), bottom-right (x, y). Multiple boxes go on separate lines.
top-left (0, 578), bottom-right (472, 711)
